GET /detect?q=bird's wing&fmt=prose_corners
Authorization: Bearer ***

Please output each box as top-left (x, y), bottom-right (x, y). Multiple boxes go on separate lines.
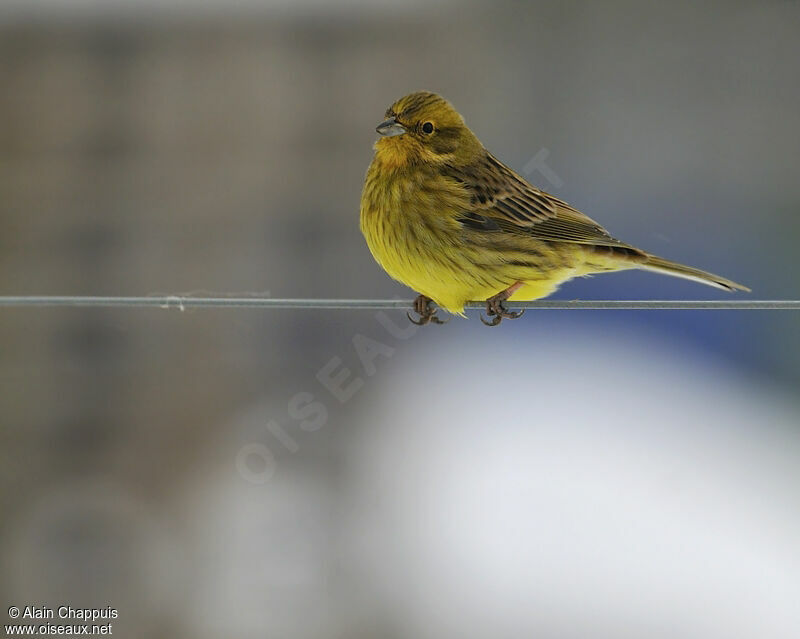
top-left (448, 152), bottom-right (639, 250)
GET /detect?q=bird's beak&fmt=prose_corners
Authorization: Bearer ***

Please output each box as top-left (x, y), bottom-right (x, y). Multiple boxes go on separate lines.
top-left (376, 117), bottom-right (407, 137)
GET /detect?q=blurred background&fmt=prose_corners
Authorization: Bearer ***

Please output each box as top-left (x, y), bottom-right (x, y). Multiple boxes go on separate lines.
top-left (1, 0), bottom-right (799, 637)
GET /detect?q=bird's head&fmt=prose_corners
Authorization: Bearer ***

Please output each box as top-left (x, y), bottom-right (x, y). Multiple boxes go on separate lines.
top-left (373, 91), bottom-right (483, 168)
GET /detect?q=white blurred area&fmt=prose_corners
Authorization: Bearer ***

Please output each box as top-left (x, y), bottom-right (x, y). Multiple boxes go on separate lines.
top-left (102, 321), bottom-right (800, 638)
top-left (6, 322), bottom-right (799, 638)
top-left (336, 322), bottom-right (800, 638)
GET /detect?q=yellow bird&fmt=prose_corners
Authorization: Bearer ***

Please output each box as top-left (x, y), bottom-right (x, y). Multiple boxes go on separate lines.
top-left (360, 91), bottom-right (749, 325)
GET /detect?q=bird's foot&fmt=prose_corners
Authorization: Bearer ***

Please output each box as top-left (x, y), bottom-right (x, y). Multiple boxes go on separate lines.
top-left (408, 295), bottom-right (447, 326)
top-left (480, 284), bottom-right (525, 326)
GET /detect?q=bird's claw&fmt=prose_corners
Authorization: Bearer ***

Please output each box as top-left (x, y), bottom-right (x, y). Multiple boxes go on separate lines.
top-left (481, 299), bottom-right (525, 326)
top-left (407, 311), bottom-right (446, 325)
top-left (408, 295), bottom-right (448, 326)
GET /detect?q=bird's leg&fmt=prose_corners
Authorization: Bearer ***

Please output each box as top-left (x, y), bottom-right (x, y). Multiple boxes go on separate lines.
top-left (481, 282), bottom-right (525, 326)
top-left (408, 294), bottom-right (447, 326)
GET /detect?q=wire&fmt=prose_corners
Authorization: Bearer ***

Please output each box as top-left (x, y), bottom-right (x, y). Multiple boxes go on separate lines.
top-left (0, 296), bottom-right (798, 310)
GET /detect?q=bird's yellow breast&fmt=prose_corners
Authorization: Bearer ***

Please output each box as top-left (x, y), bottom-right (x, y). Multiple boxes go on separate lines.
top-left (360, 158), bottom-right (522, 314)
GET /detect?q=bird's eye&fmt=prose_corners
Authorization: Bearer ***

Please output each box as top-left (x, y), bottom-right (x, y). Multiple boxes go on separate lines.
top-left (421, 121), bottom-right (434, 134)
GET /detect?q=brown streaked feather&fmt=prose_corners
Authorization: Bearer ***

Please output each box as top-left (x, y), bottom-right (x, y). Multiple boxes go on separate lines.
top-left (449, 151), bottom-right (644, 255)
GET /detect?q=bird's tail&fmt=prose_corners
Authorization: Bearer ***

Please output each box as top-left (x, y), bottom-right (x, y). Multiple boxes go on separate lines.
top-left (638, 253), bottom-right (750, 292)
